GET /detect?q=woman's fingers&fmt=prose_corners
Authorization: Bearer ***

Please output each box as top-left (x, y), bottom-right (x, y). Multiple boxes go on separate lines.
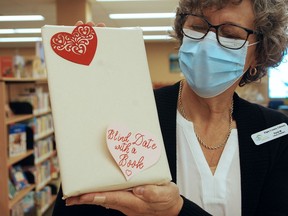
top-left (96, 22), bottom-right (106, 27)
top-left (75, 21), bottom-right (84, 26)
top-left (66, 183), bottom-right (183, 216)
top-left (75, 20), bottom-right (106, 27)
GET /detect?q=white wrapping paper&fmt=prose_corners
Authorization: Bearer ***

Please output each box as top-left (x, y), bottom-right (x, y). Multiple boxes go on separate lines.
top-left (41, 25), bottom-right (171, 198)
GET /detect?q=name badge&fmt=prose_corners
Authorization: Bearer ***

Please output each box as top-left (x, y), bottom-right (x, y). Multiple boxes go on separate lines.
top-left (251, 123), bottom-right (288, 145)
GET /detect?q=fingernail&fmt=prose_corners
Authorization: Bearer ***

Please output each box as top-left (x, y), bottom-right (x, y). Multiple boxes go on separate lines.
top-left (65, 200), bottom-right (73, 206)
top-left (93, 195), bottom-right (106, 204)
top-left (135, 187), bottom-right (144, 195)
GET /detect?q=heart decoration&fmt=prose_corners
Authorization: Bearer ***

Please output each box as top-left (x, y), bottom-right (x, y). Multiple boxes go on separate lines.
top-left (106, 124), bottom-right (162, 181)
top-left (50, 24), bottom-right (97, 65)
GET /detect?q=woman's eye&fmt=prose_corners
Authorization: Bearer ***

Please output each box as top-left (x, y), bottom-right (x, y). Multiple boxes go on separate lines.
top-left (221, 32), bottom-right (240, 39)
top-left (220, 26), bottom-right (246, 39)
top-left (191, 25), bottom-right (207, 33)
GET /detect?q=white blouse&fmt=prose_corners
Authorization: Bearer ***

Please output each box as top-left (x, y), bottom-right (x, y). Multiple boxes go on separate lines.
top-left (176, 110), bottom-right (242, 216)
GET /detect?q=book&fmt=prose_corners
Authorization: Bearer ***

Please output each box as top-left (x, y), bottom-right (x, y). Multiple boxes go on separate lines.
top-left (14, 55), bottom-right (25, 78)
top-left (10, 201), bottom-right (24, 216)
top-left (9, 124), bottom-right (27, 157)
top-left (9, 165), bottom-right (29, 191)
top-left (8, 178), bottom-right (17, 199)
top-left (21, 191), bottom-right (35, 213)
top-left (35, 41), bottom-right (47, 78)
top-left (51, 155), bottom-right (60, 179)
top-left (0, 56), bottom-right (14, 77)
top-left (35, 186), bottom-right (52, 210)
top-left (34, 136), bottom-right (54, 163)
top-left (41, 25), bottom-right (172, 198)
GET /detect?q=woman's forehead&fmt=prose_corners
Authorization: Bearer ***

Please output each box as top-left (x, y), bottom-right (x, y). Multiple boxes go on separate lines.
top-left (200, 0), bottom-right (255, 28)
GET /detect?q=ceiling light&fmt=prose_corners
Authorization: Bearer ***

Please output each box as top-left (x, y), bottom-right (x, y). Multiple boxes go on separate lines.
top-left (0, 28), bottom-right (41, 34)
top-left (122, 26), bottom-right (173, 32)
top-left (140, 26), bottom-right (173, 32)
top-left (143, 35), bottom-right (173, 40)
top-left (0, 37), bottom-right (42, 42)
top-left (109, 13), bottom-right (175, 19)
top-left (97, 0), bottom-right (154, 1)
top-left (0, 15), bottom-right (44, 22)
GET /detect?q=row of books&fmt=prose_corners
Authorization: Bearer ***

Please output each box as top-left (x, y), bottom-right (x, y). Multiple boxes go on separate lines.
top-left (35, 186), bottom-right (52, 212)
top-left (21, 191), bottom-right (35, 215)
top-left (9, 153), bottom-right (60, 198)
top-left (10, 192), bottom-right (36, 216)
top-left (34, 136), bottom-right (54, 163)
top-left (36, 160), bottom-right (51, 189)
top-left (8, 114), bottom-right (54, 158)
top-left (10, 185), bottom-right (56, 216)
top-left (0, 52), bottom-right (46, 79)
top-left (23, 160), bottom-right (51, 191)
top-left (9, 166), bottom-right (30, 199)
top-left (11, 200), bottom-right (26, 216)
top-left (29, 114), bottom-right (54, 140)
top-left (8, 158), bottom-right (59, 216)
top-left (10, 86), bottom-right (50, 115)
top-left (31, 155), bottom-right (59, 188)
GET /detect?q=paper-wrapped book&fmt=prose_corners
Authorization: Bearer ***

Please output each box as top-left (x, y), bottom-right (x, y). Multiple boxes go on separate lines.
top-left (41, 25), bottom-right (171, 198)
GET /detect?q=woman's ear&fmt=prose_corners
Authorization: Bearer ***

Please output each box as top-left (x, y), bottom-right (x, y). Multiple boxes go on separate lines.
top-left (249, 56), bottom-right (258, 70)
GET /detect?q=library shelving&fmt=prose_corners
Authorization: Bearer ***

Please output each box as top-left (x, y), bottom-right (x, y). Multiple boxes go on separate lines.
top-left (0, 77), bottom-right (59, 216)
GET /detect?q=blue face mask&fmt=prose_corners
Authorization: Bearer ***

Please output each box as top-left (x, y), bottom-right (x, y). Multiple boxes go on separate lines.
top-left (178, 30), bottom-right (249, 98)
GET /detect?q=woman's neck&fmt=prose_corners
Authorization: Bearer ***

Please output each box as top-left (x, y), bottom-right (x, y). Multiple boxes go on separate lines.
top-left (180, 80), bottom-right (235, 124)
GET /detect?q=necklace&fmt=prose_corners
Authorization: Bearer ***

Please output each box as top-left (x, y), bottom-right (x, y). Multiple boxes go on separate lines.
top-left (178, 80), bottom-right (234, 150)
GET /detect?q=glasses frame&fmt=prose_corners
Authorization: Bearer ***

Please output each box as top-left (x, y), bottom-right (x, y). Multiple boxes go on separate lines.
top-left (180, 13), bottom-right (259, 50)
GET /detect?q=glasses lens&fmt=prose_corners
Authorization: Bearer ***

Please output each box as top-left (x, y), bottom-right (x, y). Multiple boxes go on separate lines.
top-left (183, 15), bottom-right (209, 39)
top-left (218, 24), bottom-right (248, 49)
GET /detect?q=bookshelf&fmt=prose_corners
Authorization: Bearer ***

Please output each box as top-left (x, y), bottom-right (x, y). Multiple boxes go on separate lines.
top-left (7, 150), bottom-right (34, 167)
top-left (0, 77), bottom-right (59, 216)
top-left (8, 184), bottom-right (36, 209)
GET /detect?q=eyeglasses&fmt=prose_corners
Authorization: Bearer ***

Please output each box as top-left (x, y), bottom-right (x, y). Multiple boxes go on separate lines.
top-left (180, 13), bottom-right (259, 50)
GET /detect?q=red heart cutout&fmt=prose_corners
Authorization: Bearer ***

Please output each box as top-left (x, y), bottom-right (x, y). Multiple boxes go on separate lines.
top-left (50, 24), bottom-right (97, 65)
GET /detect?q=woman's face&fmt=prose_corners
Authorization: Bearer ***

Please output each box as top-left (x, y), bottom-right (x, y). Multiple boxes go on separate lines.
top-left (199, 0), bottom-right (258, 71)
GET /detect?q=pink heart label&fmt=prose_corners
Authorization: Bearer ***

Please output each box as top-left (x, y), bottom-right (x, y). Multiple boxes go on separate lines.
top-left (50, 24), bottom-right (97, 65)
top-left (106, 124), bottom-right (162, 181)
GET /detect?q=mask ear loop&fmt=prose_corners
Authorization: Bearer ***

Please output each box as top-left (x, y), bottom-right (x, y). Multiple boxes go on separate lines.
top-left (248, 41), bottom-right (259, 47)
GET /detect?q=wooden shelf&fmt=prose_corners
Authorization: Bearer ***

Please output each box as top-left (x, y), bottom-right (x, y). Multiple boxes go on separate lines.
top-left (9, 184), bottom-right (36, 209)
top-left (34, 129), bottom-right (54, 142)
top-left (6, 110), bottom-right (52, 125)
top-left (35, 150), bottom-right (56, 165)
top-left (34, 109), bottom-right (51, 117)
top-left (36, 177), bottom-right (52, 192)
top-left (40, 195), bottom-right (57, 214)
top-left (6, 114), bottom-right (34, 125)
top-left (7, 150), bottom-right (34, 167)
top-left (1, 77), bottom-right (47, 83)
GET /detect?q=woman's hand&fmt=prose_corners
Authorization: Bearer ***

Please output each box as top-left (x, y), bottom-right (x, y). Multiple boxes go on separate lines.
top-left (66, 182), bottom-right (183, 216)
top-left (75, 20), bottom-right (106, 27)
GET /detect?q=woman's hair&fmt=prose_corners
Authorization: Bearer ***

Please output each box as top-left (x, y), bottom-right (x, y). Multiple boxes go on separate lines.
top-left (173, 0), bottom-right (288, 86)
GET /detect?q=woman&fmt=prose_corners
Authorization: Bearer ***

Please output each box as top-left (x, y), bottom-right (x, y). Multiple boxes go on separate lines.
top-left (53, 0), bottom-right (288, 215)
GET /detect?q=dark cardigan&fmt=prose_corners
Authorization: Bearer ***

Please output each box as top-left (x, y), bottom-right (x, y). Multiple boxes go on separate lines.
top-left (53, 82), bottom-right (288, 216)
